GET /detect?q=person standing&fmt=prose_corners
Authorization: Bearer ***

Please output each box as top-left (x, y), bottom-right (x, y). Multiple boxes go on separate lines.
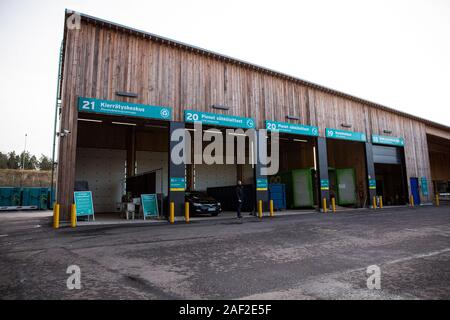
top-left (236, 180), bottom-right (244, 219)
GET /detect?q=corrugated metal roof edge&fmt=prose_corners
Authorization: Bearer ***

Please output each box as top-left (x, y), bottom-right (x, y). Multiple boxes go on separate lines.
top-left (64, 9), bottom-right (450, 133)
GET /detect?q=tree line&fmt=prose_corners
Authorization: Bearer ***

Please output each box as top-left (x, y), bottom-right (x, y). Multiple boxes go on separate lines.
top-left (0, 151), bottom-right (53, 171)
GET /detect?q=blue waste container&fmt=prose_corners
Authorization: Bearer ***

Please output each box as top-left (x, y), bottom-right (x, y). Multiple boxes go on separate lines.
top-left (269, 183), bottom-right (286, 210)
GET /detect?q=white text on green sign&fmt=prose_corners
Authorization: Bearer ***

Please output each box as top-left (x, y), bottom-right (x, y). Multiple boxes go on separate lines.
top-left (266, 120), bottom-right (319, 136)
top-left (141, 194), bottom-right (159, 217)
top-left (78, 97), bottom-right (172, 120)
top-left (326, 128), bottom-right (366, 142)
top-left (256, 178), bottom-right (268, 191)
top-left (372, 134), bottom-right (404, 147)
top-left (74, 191), bottom-right (94, 217)
top-left (170, 177), bottom-right (186, 191)
top-left (184, 110), bottom-right (255, 129)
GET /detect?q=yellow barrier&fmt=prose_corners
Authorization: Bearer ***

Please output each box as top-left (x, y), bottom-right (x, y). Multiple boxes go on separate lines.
top-left (373, 196), bottom-right (377, 209)
top-left (322, 198), bottom-right (327, 213)
top-left (269, 200), bottom-right (274, 218)
top-left (70, 204), bottom-right (77, 228)
top-left (258, 200), bottom-right (263, 219)
top-left (185, 202), bottom-right (190, 223)
top-left (331, 197), bottom-right (336, 213)
top-left (409, 195), bottom-right (414, 207)
top-left (435, 194), bottom-right (440, 207)
top-left (170, 202), bottom-right (175, 224)
top-left (379, 196), bottom-right (383, 209)
top-left (53, 203), bottom-right (60, 229)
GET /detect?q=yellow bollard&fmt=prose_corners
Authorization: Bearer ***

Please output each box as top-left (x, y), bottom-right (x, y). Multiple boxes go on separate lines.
top-left (409, 195), bottom-right (414, 207)
top-left (379, 196), bottom-right (383, 209)
top-left (435, 194), bottom-right (440, 207)
top-left (185, 202), bottom-right (190, 223)
top-left (331, 197), bottom-right (336, 213)
top-left (373, 196), bottom-right (377, 209)
top-left (322, 198), bottom-right (327, 213)
top-left (258, 200), bottom-right (263, 219)
top-left (170, 202), bottom-right (175, 224)
top-left (269, 200), bottom-right (274, 218)
top-left (53, 203), bottom-right (60, 229)
top-left (70, 204), bottom-right (77, 228)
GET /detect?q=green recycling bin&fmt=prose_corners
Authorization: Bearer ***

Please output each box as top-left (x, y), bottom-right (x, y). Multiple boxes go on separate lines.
top-left (281, 168), bottom-right (315, 208)
top-left (336, 168), bottom-right (357, 206)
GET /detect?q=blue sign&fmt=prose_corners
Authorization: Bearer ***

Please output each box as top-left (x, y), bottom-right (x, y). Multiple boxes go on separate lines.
top-left (326, 128), bottom-right (366, 142)
top-left (78, 97), bottom-right (172, 120)
top-left (369, 179), bottom-right (376, 190)
top-left (170, 177), bottom-right (186, 191)
top-left (372, 134), bottom-right (405, 147)
top-left (141, 194), bottom-right (159, 217)
top-left (184, 110), bottom-right (255, 129)
top-left (421, 177), bottom-right (429, 197)
top-left (74, 191), bottom-right (94, 217)
top-left (320, 179), bottom-right (330, 190)
top-left (256, 178), bottom-right (268, 191)
top-left (265, 120), bottom-right (319, 136)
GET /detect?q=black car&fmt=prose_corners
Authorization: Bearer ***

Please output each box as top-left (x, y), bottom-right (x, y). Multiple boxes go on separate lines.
top-left (186, 191), bottom-right (222, 216)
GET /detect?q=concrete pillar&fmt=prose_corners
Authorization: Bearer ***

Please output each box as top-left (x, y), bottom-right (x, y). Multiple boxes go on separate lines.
top-left (364, 142), bottom-right (377, 207)
top-left (254, 129), bottom-right (269, 212)
top-left (317, 137), bottom-right (330, 212)
top-left (168, 121), bottom-right (186, 217)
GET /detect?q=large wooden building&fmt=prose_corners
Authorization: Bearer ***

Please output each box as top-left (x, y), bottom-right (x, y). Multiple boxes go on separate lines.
top-left (56, 10), bottom-right (450, 219)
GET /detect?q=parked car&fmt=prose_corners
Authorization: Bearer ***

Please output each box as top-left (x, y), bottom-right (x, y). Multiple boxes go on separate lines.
top-left (186, 191), bottom-right (222, 216)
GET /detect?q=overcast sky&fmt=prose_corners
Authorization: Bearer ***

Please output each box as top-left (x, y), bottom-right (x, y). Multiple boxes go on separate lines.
top-left (1, 0), bottom-right (449, 157)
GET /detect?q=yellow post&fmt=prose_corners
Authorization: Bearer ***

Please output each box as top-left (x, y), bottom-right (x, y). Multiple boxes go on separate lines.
top-left (170, 202), bottom-right (175, 224)
top-left (331, 197), bottom-right (336, 213)
top-left (409, 195), bottom-right (414, 207)
top-left (70, 204), bottom-right (77, 228)
top-left (379, 196), bottom-right (383, 209)
top-left (322, 198), bottom-right (327, 213)
top-left (258, 200), bottom-right (263, 219)
top-left (435, 194), bottom-right (440, 207)
top-left (373, 196), bottom-right (377, 209)
top-left (185, 202), bottom-right (190, 223)
top-left (53, 203), bottom-right (60, 229)
top-left (269, 200), bottom-right (274, 218)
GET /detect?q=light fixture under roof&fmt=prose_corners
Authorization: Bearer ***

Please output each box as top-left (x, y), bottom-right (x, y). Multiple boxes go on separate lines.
top-left (211, 104), bottom-right (230, 111)
top-left (383, 129), bottom-right (392, 134)
top-left (341, 123), bottom-right (352, 128)
top-left (116, 91), bottom-right (138, 98)
top-left (286, 115), bottom-right (300, 121)
top-left (78, 118), bottom-right (102, 123)
top-left (112, 121), bottom-right (136, 126)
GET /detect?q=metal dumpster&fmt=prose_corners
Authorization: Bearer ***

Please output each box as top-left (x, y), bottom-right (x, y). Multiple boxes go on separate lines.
top-left (281, 169), bottom-right (315, 208)
top-left (0, 187), bottom-right (22, 207)
top-left (22, 187), bottom-right (49, 210)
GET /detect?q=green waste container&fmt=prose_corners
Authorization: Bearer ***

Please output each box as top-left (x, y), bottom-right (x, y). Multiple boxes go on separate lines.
top-left (336, 168), bottom-right (357, 206)
top-left (0, 187), bottom-right (22, 207)
top-left (22, 187), bottom-right (49, 209)
top-left (281, 169), bottom-right (315, 208)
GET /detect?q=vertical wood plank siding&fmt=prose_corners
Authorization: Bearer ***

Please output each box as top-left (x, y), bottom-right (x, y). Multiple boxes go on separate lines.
top-left (57, 20), bottom-right (437, 215)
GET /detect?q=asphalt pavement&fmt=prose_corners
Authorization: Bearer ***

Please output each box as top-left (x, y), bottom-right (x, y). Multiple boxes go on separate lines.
top-left (1, 205), bottom-right (449, 299)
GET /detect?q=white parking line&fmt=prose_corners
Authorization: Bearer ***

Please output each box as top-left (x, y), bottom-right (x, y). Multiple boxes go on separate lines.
top-left (384, 248), bottom-right (450, 265)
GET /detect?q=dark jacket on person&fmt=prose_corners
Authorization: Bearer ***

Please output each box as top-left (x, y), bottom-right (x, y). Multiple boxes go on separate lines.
top-left (236, 185), bottom-right (244, 202)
